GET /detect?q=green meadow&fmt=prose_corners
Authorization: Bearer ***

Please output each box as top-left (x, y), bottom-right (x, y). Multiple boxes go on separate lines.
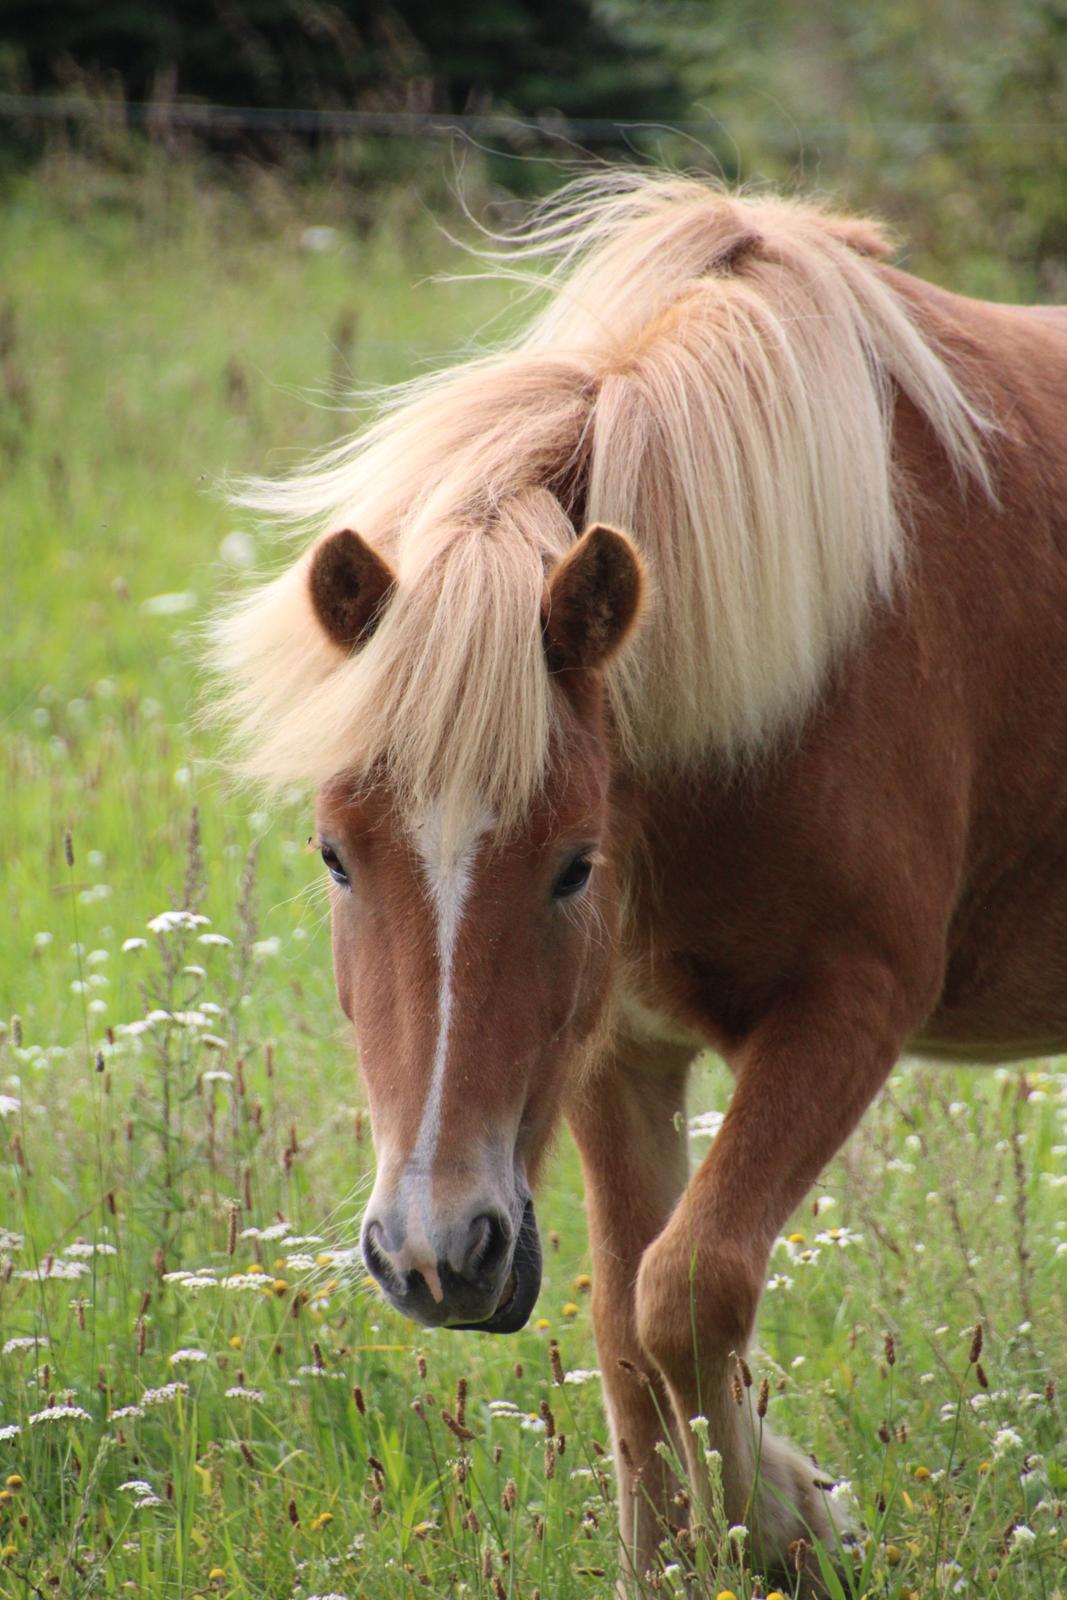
top-left (2, 154), bottom-right (1065, 1599)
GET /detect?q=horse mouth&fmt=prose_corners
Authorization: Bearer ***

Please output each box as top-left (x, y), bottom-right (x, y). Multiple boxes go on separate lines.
top-left (449, 1198), bottom-right (542, 1335)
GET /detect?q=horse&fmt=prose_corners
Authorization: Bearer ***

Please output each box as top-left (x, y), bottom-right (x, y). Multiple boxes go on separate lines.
top-left (210, 170), bottom-right (1067, 1588)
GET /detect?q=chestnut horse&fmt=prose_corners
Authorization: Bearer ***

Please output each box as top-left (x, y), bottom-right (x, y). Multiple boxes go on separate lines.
top-left (211, 172), bottom-right (1067, 1586)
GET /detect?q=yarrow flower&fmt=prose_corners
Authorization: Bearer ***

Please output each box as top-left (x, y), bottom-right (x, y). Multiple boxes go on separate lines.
top-left (109, 1405), bottom-right (145, 1422)
top-left (198, 933), bottom-right (233, 948)
top-left (563, 1369), bottom-right (601, 1386)
top-left (122, 938), bottom-right (148, 953)
top-left (224, 1386), bottom-right (264, 1403)
top-left (147, 911), bottom-right (211, 933)
top-left (119, 1478), bottom-right (164, 1508)
top-left (169, 1349), bottom-right (208, 1366)
top-left (0, 1425), bottom-right (21, 1441)
top-left (993, 1427), bottom-right (1024, 1459)
top-left (16, 1261), bottom-right (89, 1281)
top-left (3, 1337), bottom-right (47, 1356)
top-left (141, 1382), bottom-right (189, 1407)
top-left (29, 1405), bottom-right (92, 1426)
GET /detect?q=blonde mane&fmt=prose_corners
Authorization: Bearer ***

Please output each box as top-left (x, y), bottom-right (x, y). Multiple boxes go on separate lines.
top-left (209, 170), bottom-right (990, 838)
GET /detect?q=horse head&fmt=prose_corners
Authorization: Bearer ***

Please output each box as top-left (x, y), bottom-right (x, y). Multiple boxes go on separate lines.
top-left (308, 522), bottom-right (644, 1332)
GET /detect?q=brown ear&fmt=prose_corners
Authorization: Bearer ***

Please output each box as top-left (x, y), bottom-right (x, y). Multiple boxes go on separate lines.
top-left (543, 523), bottom-right (645, 674)
top-left (308, 528), bottom-right (396, 651)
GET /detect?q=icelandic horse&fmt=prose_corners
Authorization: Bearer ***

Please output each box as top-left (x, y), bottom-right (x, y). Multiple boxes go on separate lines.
top-left (211, 173), bottom-right (1067, 1588)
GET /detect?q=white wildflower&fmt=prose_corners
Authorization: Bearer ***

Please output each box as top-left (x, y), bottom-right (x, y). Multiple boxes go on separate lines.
top-left (3, 1336), bottom-right (46, 1355)
top-left (563, 1368), bottom-right (601, 1386)
top-left (816, 1226), bottom-right (861, 1248)
top-left (109, 1405), bottom-right (145, 1421)
top-left (767, 1273), bottom-right (793, 1292)
top-left (252, 937), bottom-right (281, 959)
top-left (147, 911), bottom-right (210, 934)
top-left (65, 1241), bottom-right (117, 1258)
top-left (16, 1260), bottom-right (89, 1280)
top-left (34, 931), bottom-right (54, 948)
top-left (224, 1386), bottom-right (264, 1403)
top-left (0, 1424), bottom-right (20, 1440)
top-left (0, 1095), bottom-right (20, 1118)
top-left (198, 933), bottom-right (232, 948)
top-left (118, 1479), bottom-right (156, 1497)
top-left (29, 1404), bottom-right (92, 1425)
top-left (168, 1349), bottom-right (208, 1366)
top-left (141, 1382), bottom-right (189, 1407)
top-left (993, 1427), bottom-right (1023, 1458)
top-left (202, 1068), bottom-right (232, 1083)
top-left (1010, 1524), bottom-right (1036, 1548)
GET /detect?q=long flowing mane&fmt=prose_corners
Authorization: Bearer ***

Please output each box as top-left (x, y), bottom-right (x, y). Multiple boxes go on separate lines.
top-left (210, 170), bottom-right (990, 834)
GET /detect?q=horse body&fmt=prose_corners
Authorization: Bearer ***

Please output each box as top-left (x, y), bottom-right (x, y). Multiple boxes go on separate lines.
top-left (211, 175), bottom-right (1067, 1587)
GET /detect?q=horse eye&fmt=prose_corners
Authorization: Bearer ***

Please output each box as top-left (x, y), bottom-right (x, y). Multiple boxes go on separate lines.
top-left (320, 843), bottom-right (349, 886)
top-left (553, 852), bottom-right (593, 900)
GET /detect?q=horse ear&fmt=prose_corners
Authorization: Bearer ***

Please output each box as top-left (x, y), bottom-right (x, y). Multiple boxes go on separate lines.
top-left (543, 523), bottom-right (645, 674)
top-left (308, 528), bottom-right (397, 651)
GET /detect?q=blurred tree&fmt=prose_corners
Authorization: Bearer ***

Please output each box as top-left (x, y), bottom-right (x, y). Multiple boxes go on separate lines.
top-left (1, 0), bottom-right (687, 124)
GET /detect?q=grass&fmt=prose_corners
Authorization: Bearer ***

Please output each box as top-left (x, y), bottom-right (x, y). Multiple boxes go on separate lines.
top-left (1, 154), bottom-right (1066, 1600)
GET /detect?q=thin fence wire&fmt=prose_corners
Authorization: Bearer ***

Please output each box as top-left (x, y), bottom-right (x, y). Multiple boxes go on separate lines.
top-left (0, 91), bottom-right (1065, 145)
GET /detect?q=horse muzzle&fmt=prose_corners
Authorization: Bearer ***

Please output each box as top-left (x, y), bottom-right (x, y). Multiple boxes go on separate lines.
top-left (361, 1196), bottom-right (542, 1334)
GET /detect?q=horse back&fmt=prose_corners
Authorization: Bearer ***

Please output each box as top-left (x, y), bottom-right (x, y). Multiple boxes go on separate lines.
top-left (626, 273), bottom-right (1067, 1065)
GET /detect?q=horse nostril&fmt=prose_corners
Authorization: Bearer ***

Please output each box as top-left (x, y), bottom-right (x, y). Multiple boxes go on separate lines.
top-left (363, 1220), bottom-right (390, 1282)
top-left (463, 1211), bottom-right (511, 1282)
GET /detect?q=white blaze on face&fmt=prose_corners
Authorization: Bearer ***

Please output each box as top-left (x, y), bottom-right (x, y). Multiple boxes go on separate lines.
top-left (392, 803), bottom-right (493, 1292)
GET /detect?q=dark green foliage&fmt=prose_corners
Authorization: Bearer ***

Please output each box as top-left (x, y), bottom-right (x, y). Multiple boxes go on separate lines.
top-left (1, 0), bottom-right (685, 123)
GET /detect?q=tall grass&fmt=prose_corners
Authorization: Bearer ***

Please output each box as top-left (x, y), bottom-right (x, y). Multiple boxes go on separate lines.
top-left (1, 159), bottom-right (1065, 1598)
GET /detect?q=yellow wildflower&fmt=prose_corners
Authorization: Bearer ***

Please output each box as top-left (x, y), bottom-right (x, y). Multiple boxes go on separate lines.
top-left (573, 1273), bottom-right (592, 1292)
top-left (913, 1465), bottom-right (931, 1481)
top-left (4, 1478), bottom-right (21, 1491)
top-left (0, 1493), bottom-right (10, 1506)
top-left (310, 1511), bottom-right (333, 1532)
top-left (535, 1318), bottom-right (550, 1331)
top-left (228, 1335), bottom-right (242, 1350)
top-left (271, 1279), bottom-right (289, 1296)
top-left (245, 1262), bottom-right (263, 1275)
top-left (208, 1568), bottom-right (226, 1582)
top-left (715, 1591), bottom-right (737, 1600)
top-left (1, 1544), bottom-right (16, 1561)
top-left (885, 1544), bottom-right (902, 1566)
top-left (561, 1302), bottom-right (579, 1318)
top-left (978, 1459), bottom-right (991, 1474)
top-left (787, 1231), bottom-right (805, 1244)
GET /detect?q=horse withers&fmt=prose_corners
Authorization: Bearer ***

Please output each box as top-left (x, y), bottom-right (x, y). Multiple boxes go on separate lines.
top-left (211, 172), bottom-right (1067, 1586)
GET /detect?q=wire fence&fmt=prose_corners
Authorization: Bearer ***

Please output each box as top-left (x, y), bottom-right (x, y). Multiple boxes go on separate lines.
top-left (1, 91), bottom-right (1064, 146)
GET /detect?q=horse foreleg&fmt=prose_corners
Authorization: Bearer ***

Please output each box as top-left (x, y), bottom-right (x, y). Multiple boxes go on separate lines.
top-left (634, 959), bottom-right (914, 1581)
top-left (566, 1042), bottom-right (695, 1589)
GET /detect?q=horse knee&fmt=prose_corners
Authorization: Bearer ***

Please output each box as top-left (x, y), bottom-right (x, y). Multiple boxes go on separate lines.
top-left (635, 1230), bottom-right (761, 1383)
